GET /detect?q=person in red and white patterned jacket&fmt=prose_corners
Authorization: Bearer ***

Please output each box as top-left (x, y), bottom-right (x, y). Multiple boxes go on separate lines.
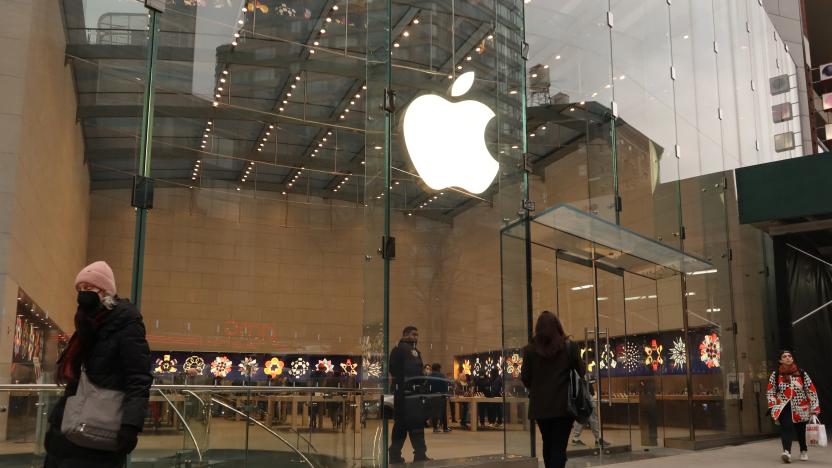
top-left (767, 350), bottom-right (821, 463)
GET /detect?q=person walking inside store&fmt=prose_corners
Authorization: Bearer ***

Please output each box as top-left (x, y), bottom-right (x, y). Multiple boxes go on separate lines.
top-left (521, 311), bottom-right (585, 468)
top-left (570, 378), bottom-right (609, 448)
top-left (767, 350), bottom-right (821, 463)
top-left (457, 371), bottom-right (471, 430)
top-left (388, 326), bottom-right (430, 463)
top-left (44, 261), bottom-right (153, 468)
top-left (429, 363), bottom-right (451, 433)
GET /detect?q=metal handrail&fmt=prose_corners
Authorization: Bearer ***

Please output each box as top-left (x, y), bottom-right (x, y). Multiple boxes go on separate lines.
top-left (0, 384), bottom-right (362, 393)
top-left (211, 397), bottom-right (317, 468)
top-left (154, 389), bottom-right (203, 463)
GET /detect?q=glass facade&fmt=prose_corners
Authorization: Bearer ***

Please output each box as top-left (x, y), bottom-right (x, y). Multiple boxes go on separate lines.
top-left (0, 0), bottom-right (811, 465)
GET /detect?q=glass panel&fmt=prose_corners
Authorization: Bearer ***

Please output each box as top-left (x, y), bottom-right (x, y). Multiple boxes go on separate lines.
top-left (525, 1), bottom-right (614, 217)
top-left (680, 173), bottom-right (741, 440)
top-left (381, 0), bottom-right (527, 462)
top-left (670, 0), bottom-right (724, 181)
top-left (595, 268), bottom-right (629, 451)
top-left (532, 204), bottom-right (712, 276)
top-left (610, 0), bottom-right (682, 253)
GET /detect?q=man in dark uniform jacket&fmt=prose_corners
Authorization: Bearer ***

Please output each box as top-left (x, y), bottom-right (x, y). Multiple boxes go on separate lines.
top-left (388, 326), bottom-right (430, 463)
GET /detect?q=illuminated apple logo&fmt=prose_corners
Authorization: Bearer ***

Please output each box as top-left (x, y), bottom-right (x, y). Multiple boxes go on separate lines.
top-left (402, 72), bottom-right (498, 194)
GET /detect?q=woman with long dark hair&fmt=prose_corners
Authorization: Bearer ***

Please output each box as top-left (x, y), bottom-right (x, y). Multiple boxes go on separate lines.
top-left (521, 311), bottom-right (584, 468)
top-left (44, 261), bottom-right (152, 467)
top-left (767, 350), bottom-right (821, 463)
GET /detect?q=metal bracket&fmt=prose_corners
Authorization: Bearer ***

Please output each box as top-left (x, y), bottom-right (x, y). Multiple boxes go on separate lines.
top-left (131, 176), bottom-right (155, 210)
top-left (675, 144), bottom-right (682, 159)
top-left (614, 195), bottom-right (623, 213)
top-left (145, 0), bottom-right (166, 12)
top-left (607, 11), bottom-right (614, 28)
top-left (713, 41), bottom-right (719, 54)
top-left (382, 88), bottom-right (396, 113)
top-left (381, 236), bottom-right (396, 260)
top-left (523, 200), bottom-right (536, 212)
top-left (523, 153), bottom-right (533, 173)
top-left (670, 66), bottom-right (677, 81)
top-left (521, 41), bottom-right (530, 60)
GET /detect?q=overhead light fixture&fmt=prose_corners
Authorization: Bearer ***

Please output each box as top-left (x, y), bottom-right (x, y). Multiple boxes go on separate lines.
top-left (394, 42), bottom-right (400, 48)
top-left (231, 41), bottom-right (238, 46)
top-left (403, 31), bottom-right (410, 37)
top-left (555, 55), bottom-right (561, 60)
top-left (222, 70), bottom-right (229, 75)
top-left (413, 18), bottom-right (419, 24)
top-left (326, 17), bottom-right (332, 22)
top-left (320, 29), bottom-right (326, 34)
top-left (688, 269), bottom-right (718, 276)
top-left (220, 78), bottom-right (226, 83)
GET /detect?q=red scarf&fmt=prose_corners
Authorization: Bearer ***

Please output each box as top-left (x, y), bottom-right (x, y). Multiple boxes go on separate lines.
top-left (778, 363), bottom-right (800, 377)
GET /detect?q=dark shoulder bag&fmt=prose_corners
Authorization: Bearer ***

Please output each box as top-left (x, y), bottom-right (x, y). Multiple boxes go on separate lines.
top-left (566, 341), bottom-right (593, 424)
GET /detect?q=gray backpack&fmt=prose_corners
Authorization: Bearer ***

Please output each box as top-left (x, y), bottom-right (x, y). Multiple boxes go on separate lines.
top-left (60, 370), bottom-right (124, 451)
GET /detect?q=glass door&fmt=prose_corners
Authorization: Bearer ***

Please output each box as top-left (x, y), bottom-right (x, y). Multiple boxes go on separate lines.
top-left (593, 266), bottom-right (629, 453)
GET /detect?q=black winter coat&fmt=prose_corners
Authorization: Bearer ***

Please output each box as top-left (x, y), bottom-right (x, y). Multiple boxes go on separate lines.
top-left (520, 340), bottom-right (585, 420)
top-left (45, 299), bottom-right (152, 465)
top-left (389, 340), bottom-right (423, 392)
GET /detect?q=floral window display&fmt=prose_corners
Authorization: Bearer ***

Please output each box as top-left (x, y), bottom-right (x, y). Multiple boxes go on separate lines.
top-left (644, 340), bottom-right (664, 372)
top-left (340, 359), bottom-right (358, 376)
top-left (317, 359), bottom-right (335, 373)
top-left (599, 344), bottom-right (617, 370)
top-left (264, 357), bottom-right (285, 377)
top-left (472, 358), bottom-right (482, 377)
top-left (289, 358), bottom-right (310, 378)
top-left (699, 333), bottom-right (721, 369)
top-left (483, 357), bottom-right (496, 377)
top-left (210, 356), bottom-right (233, 378)
top-left (238, 357), bottom-right (260, 378)
top-left (364, 358), bottom-right (382, 378)
top-left (183, 356), bottom-right (206, 375)
top-left (461, 359), bottom-right (472, 376)
top-left (618, 342), bottom-right (642, 373)
top-left (669, 337), bottom-right (686, 370)
top-left (154, 354), bottom-right (178, 374)
top-left (505, 354), bottom-right (523, 378)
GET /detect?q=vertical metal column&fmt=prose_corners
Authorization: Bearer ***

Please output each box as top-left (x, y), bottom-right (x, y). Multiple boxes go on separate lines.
top-left (131, 8), bottom-right (160, 308)
top-left (381, 0), bottom-right (393, 465)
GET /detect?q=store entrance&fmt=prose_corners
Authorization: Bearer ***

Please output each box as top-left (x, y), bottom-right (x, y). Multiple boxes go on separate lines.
top-left (516, 203), bottom-right (714, 460)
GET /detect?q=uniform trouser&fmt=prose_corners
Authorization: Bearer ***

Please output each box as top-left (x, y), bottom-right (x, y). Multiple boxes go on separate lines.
top-left (571, 399), bottom-right (601, 441)
top-left (778, 403), bottom-right (808, 453)
top-left (389, 394), bottom-right (427, 459)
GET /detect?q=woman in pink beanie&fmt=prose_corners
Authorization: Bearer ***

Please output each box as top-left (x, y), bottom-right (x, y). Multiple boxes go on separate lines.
top-left (44, 261), bottom-right (152, 467)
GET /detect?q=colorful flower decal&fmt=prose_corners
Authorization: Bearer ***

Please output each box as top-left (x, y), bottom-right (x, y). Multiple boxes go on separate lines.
top-left (275, 3), bottom-right (296, 16)
top-left (669, 337), bottom-right (687, 370)
top-left (461, 360), bottom-right (472, 376)
top-left (506, 354), bottom-right (523, 378)
top-left (183, 355), bottom-right (206, 375)
top-left (317, 359), bottom-right (335, 373)
top-left (340, 359), bottom-right (358, 376)
top-left (644, 340), bottom-right (664, 372)
top-left (289, 358), bottom-right (310, 378)
top-left (155, 354), bottom-right (178, 374)
top-left (618, 342), bottom-right (642, 373)
top-left (210, 356), bottom-right (233, 378)
top-left (264, 357), bottom-right (285, 377)
top-left (238, 357), bottom-right (260, 378)
top-left (580, 346), bottom-right (596, 373)
top-left (483, 357), bottom-right (496, 377)
top-left (246, 0), bottom-right (269, 14)
top-left (473, 358), bottom-right (482, 377)
top-left (699, 333), bottom-right (721, 368)
top-left (599, 344), bottom-right (617, 370)
top-left (364, 358), bottom-right (382, 378)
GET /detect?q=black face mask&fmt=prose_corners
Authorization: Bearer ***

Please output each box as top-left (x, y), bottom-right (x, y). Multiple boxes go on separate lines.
top-left (77, 291), bottom-right (102, 312)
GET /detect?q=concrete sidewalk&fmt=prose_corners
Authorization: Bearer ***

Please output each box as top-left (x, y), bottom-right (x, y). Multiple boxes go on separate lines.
top-left (565, 439), bottom-right (832, 467)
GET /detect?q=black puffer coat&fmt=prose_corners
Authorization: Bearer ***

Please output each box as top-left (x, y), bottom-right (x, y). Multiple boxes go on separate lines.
top-left (521, 340), bottom-right (585, 420)
top-left (45, 299), bottom-right (152, 466)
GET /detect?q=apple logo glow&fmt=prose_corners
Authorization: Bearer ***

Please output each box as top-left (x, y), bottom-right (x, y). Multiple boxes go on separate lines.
top-left (402, 71), bottom-right (498, 194)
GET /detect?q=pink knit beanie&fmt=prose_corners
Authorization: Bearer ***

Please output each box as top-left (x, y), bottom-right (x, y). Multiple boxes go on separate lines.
top-left (74, 261), bottom-right (117, 297)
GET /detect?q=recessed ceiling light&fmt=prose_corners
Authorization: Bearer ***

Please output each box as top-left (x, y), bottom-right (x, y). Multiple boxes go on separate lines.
top-left (222, 70), bottom-right (228, 75)
top-left (320, 29), bottom-right (326, 34)
top-left (394, 43), bottom-right (400, 48)
top-left (220, 78), bottom-right (226, 83)
top-left (403, 31), bottom-right (410, 37)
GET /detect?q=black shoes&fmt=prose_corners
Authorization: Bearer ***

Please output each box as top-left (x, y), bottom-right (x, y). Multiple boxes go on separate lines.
top-left (389, 455), bottom-right (406, 464)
